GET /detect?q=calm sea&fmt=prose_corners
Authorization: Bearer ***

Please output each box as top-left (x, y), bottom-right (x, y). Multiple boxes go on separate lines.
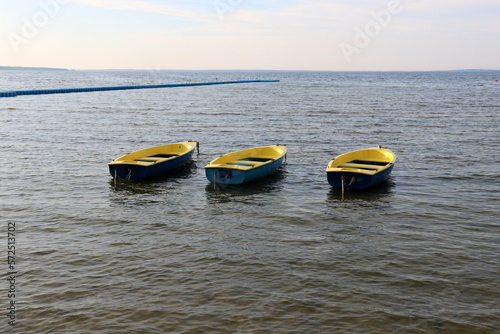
top-left (1, 70), bottom-right (499, 333)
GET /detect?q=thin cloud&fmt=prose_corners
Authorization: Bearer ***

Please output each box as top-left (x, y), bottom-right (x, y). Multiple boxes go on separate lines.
top-left (1, 0), bottom-right (498, 70)
top-left (68, 0), bottom-right (213, 22)
top-left (408, 0), bottom-right (500, 13)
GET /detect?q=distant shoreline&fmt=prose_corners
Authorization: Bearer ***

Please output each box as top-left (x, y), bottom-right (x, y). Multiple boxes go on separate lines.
top-left (0, 66), bottom-right (69, 71)
top-left (0, 66), bottom-right (498, 72)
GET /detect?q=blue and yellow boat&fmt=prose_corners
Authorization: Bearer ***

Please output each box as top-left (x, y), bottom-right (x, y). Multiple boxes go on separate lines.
top-left (109, 141), bottom-right (198, 180)
top-left (205, 144), bottom-right (287, 185)
top-left (326, 146), bottom-right (396, 189)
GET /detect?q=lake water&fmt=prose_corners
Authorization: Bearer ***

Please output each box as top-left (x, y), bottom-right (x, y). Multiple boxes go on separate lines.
top-left (1, 70), bottom-right (499, 333)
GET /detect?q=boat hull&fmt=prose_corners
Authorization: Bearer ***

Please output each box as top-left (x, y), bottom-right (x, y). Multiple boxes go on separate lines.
top-left (205, 156), bottom-right (285, 185)
top-left (205, 145), bottom-right (287, 185)
top-left (109, 150), bottom-right (194, 180)
top-left (108, 141), bottom-right (197, 180)
top-left (325, 146), bottom-right (396, 190)
top-left (327, 164), bottom-right (394, 189)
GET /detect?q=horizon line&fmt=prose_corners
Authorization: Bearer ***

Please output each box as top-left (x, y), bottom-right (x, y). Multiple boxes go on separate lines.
top-left (1, 66), bottom-right (500, 72)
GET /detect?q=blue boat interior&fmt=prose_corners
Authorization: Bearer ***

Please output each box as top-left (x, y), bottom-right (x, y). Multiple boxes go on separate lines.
top-left (349, 160), bottom-right (388, 166)
top-left (243, 158), bottom-right (272, 162)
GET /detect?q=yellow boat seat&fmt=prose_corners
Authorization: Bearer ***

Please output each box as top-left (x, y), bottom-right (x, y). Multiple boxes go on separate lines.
top-left (338, 162), bottom-right (383, 169)
top-left (227, 160), bottom-right (264, 166)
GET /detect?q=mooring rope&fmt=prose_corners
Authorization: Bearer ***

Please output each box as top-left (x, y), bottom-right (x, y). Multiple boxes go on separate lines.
top-left (341, 175), bottom-right (345, 201)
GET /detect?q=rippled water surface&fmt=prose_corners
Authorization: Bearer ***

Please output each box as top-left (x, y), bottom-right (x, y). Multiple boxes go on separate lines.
top-left (1, 70), bottom-right (499, 333)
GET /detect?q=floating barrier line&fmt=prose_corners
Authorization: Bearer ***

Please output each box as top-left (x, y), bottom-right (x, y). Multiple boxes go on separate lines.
top-left (0, 80), bottom-right (280, 98)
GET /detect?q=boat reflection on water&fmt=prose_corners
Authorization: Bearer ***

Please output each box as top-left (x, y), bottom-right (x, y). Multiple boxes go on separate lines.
top-left (327, 177), bottom-right (395, 203)
top-left (205, 168), bottom-right (286, 204)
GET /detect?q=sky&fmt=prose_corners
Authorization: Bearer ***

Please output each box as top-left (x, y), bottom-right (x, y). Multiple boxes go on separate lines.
top-left (0, 0), bottom-right (499, 71)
